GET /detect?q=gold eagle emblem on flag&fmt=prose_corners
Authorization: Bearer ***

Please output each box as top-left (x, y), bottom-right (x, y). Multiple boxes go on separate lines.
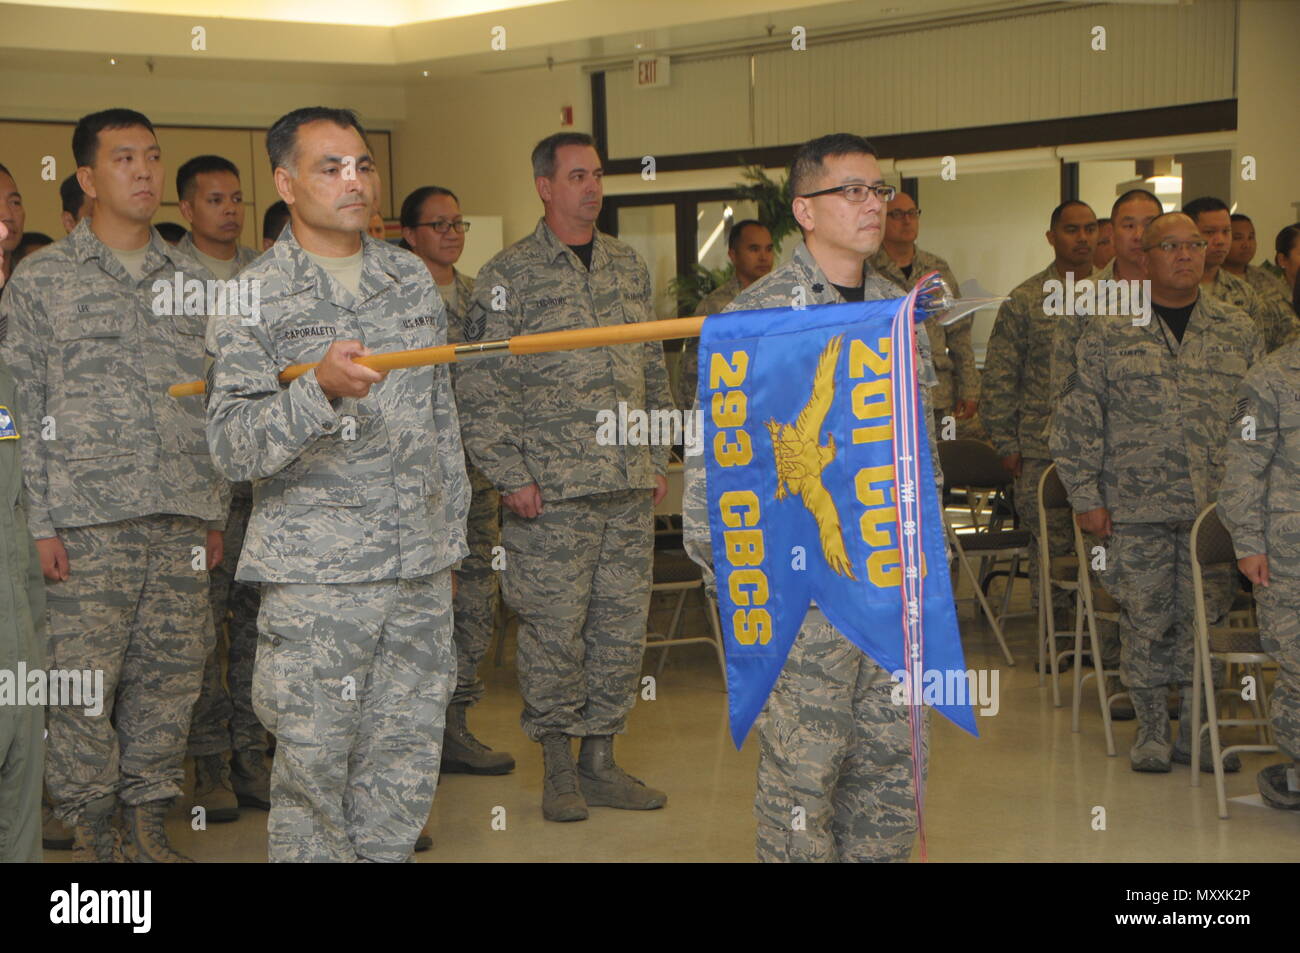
top-left (765, 335), bottom-right (856, 579)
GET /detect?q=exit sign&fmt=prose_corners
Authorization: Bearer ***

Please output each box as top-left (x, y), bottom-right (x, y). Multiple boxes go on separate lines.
top-left (634, 55), bottom-right (670, 89)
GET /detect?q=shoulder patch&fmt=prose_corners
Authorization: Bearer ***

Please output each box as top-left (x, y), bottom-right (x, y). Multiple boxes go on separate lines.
top-left (0, 405), bottom-right (19, 440)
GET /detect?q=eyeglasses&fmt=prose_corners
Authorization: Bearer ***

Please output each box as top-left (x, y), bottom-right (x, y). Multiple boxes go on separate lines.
top-left (886, 208), bottom-right (921, 221)
top-left (798, 184), bottom-right (897, 204)
top-left (415, 220), bottom-right (471, 234)
top-left (1143, 239), bottom-right (1209, 253)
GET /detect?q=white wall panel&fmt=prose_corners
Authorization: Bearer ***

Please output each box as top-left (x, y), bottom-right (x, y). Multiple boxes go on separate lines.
top-left (606, 1), bottom-right (1236, 158)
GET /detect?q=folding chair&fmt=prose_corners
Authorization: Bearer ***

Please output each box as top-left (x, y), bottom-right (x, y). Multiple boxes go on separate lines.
top-left (643, 462), bottom-right (728, 688)
top-left (1189, 504), bottom-right (1277, 818)
top-left (1037, 464), bottom-right (1122, 754)
top-left (938, 440), bottom-right (1027, 666)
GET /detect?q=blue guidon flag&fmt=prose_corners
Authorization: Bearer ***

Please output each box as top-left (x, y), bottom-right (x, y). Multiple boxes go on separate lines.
top-left (699, 281), bottom-right (977, 756)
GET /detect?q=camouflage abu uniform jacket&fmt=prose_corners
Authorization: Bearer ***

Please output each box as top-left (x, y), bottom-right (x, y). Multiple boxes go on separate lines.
top-left (0, 219), bottom-right (231, 538)
top-left (453, 218), bottom-right (673, 500)
top-left (683, 240), bottom-right (941, 583)
top-left (205, 225), bottom-right (470, 584)
top-left (1048, 259), bottom-right (1114, 417)
top-left (440, 267), bottom-right (495, 498)
top-left (176, 233), bottom-right (262, 505)
top-left (871, 245), bottom-right (977, 409)
top-left (1218, 339), bottom-right (1300, 567)
top-left (984, 262), bottom-right (1088, 461)
top-left (678, 274), bottom-right (743, 409)
top-left (1050, 292), bottom-right (1263, 522)
top-left (1207, 267), bottom-right (1296, 354)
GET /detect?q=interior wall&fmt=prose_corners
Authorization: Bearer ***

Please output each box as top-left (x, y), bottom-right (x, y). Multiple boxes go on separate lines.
top-left (605, 1), bottom-right (1236, 159)
top-left (1235, 0), bottom-right (1300, 266)
top-left (393, 64), bottom-right (588, 250)
top-left (1078, 159), bottom-right (1137, 221)
top-left (914, 166), bottom-right (1060, 362)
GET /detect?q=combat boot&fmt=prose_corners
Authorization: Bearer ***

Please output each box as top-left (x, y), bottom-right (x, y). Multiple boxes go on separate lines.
top-left (1257, 762), bottom-right (1300, 811)
top-left (1172, 692), bottom-right (1240, 773)
top-left (122, 800), bottom-right (195, 863)
top-left (193, 754), bottom-right (240, 822)
top-left (540, 733), bottom-right (588, 822)
top-left (1105, 676), bottom-right (1134, 721)
top-left (70, 794), bottom-right (124, 863)
top-left (441, 703), bottom-right (516, 775)
top-left (1129, 687), bottom-right (1172, 772)
top-left (229, 748), bottom-right (271, 811)
top-left (415, 800), bottom-right (436, 852)
top-left (577, 735), bottom-right (667, 810)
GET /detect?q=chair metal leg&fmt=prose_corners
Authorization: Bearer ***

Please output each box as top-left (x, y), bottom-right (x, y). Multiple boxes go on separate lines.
top-left (654, 589), bottom-right (690, 677)
top-left (997, 553), bottom-right (1018, 625)
top-left (950, 530), bottom-right (1016, 666)
top-left (706, 592), bottom-right (728, 693)
top-left (1071, 594), bottom-right (1086, 727)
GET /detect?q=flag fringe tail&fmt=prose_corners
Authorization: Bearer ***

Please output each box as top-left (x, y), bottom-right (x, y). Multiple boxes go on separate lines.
top-left (890, 283), bottom-right (928, 863)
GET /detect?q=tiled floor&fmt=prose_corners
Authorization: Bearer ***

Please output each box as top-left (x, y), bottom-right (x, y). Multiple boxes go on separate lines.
top-left (45, 579), bottom-right (1300, 862)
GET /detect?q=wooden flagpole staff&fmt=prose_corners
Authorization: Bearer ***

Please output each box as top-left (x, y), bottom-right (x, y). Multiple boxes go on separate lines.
top-left (168, 284), bottom-right (1000, 399)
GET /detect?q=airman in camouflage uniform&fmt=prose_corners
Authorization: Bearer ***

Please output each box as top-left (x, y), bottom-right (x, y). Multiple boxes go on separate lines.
top-left (1043, 255), bottom-right (1127, 701)
top-left (986, 202), bottom-right (1099, 639)
top-left (453, 133), bottom-right (672, 823)
top-left (686, 238), bottom-right (940, 862)
top-left (206, 108), bottom-right (469, 862)
top-left (0, 346), bottom-right (47, 863)
top-left (179, 235), bottom-right (269, 821)
top-left (1217, 339), bottom-right (1300, 810)
top-left (1206, 267), bottom-right (1295, 354)
top-left (678, 275), bottom-right (741, 409)
top-left (1186, 197), bottom-right (1297, 353)
top-left (1, 122), bottom-right (230, 863)
top-left (679, 221), bottom-right (775, 409)
top-left (1051, 213), bottom-right (1263, 773)
top-left (1240, 263), bottom-right (1291, 303)
top-left (441, 267), bottom-right (514, 775)
top-left (684, 134), bottom-right (942, 863)
top-left (871, 246), bottom-right (977, 425)
top-left (985, 261), bottom-right (1084, 633)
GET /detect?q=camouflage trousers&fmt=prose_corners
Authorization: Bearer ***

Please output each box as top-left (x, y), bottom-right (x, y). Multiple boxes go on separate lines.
top-left (254, 571), bottom-right (454, 863)
top-left (1081, 528), bottom-right (1121, 669)
top-left (1014, 457), bottom-right (1074, 618)
top-left (0, 697), bottom-right (42, 862)
top-left (189, 491), bottom-right (264, 757)
top-left (1106, 521), bottom-right (1235, 690)
top-left (1252, 576), bottom-right (1300, 761)
top-left (451, 469), bottom-right (501, 708)
top-left (500, 488), bottom-right (653, 742)
top-left (755, 611), bottom-right (927, 863)
top-left (44, 516), bottom-right (213, 821)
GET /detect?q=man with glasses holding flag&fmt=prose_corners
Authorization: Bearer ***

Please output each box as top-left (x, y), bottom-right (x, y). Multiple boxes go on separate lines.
top-left (684, 132), bottom-right (945, 862)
